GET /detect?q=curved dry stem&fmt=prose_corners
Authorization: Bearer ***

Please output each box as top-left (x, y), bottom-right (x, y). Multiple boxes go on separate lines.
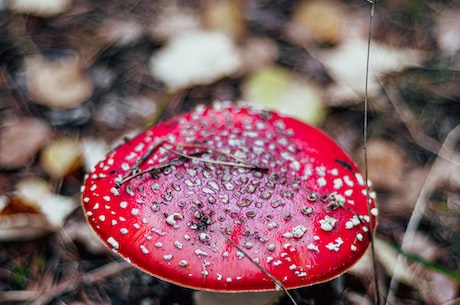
top-left (363, 1), bottom-right (381, 304)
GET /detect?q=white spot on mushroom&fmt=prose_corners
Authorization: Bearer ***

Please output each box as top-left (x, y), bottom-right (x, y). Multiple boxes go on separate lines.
top-left (290, 160), bottom-right (300, 171)
top-left (333, 178), bottom-right (343, 190)
top-left (195, 249), bottom-right (208, 256)
top-left (110, 187), bottom-right (120, 196)
top-left (357, 233), bottom-right (364, 241)
top-left (179, 260), bottom-right (188, 267)
top-left (319, 215), bottom-right (337, 232)
top-left (371, 207), bottom-right (379, 216)
top-left (351, 245), bottom-right (357, 252)
top-left (107, 237), bottom-right (119, 250)
top-left (131, 208), bottom-right (139, 216)
top-left (121, 163), bottom-right (130, 171)
top-left (99, 215), bottom-right (106, 221)
top-left (155, 242), bottom-right (162, 248)
top-left (317, 177), bottom-right (327, 187)
top-left (343, 175), bottom-right (354, 187)
top-left (140, 245), bottom-right (149, 254)
top-left (291, 225), bottom-right (308, 238)
top-left (199, 233), bottom-right (211, 243)
top-left (202, 187), bottom-right (214, 194)
top-left (120, 201), bottom-right (128, 208)
top-left (326, 237), bottom-right (344, 252)
top-left (174, 241), bottom-right (183, 249)
top-left (164, 254), bottom-right (173, 261)
top-left (208, 181), bottom-right (219, 190)
top-left (330, 168), bottom-right (339, 176)
top-left (316, 166), bottom-right (326, 176)
top-left (166, 212), bottom-right (183, 228)
top-left (134, 143), bottom-right (145, 152)
top-left (307, 243), bottom-right (319, 252)
top-left (355, 173), bottom-right (364, 186)
top-left (120, 228), bottom-right (128, 235)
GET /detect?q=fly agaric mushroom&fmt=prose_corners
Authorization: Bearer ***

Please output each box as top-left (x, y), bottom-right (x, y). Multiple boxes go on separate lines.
top-left (81, 102), bottom-right (377, 295)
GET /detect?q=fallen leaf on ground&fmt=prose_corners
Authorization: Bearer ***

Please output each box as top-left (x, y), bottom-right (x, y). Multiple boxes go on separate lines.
top-left (150, 30), bottom-right (241, 89)
top-left (40, 138), bottom-right (82, 179)
top-left (25, 54), bottom-right (94, 109)
top-left (8, 0), bottom-right (72, 17)
top-left (315, 39), bottom-right (424, 102)
top-left (243, 65), bottom-right (325, 125)
top-left (0, 117), bottom-right (53, 169)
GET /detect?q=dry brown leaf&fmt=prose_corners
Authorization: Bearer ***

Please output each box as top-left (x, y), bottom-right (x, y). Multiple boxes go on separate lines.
top-left (203, 0), bottom-right (246, 40)
top-left (0, 178), bottom-right (77, 240)
top-left (359, 139), bottom-right (406, 191)
top-left (287, 0), bottom-right (346, 46)
top-left (0, 117), bottom-right (53, 169)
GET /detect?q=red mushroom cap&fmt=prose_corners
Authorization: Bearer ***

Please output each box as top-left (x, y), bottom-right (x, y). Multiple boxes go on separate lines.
top-left (81, 102), bottom-right (378, 292)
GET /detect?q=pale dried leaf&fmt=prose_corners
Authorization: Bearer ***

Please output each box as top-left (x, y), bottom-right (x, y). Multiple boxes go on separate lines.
top-left (316, 40), bottom-right (424, 100)
top-left (150, 31), bottom-right (241, 89)
top-left (25, 54), bottom-right (94, 109)
top-left (15, 178), bottom-right (76, 227)
top-left (40, 138), bottom-right (82, 179)
top-left (243, 66), bottom-right (325, 125)
top-left (8, 0), bottom-right (72, 17)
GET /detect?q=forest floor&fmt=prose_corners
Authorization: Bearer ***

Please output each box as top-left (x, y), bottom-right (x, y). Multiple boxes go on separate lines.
top-left (0, 0), bottom-right (459, 304)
